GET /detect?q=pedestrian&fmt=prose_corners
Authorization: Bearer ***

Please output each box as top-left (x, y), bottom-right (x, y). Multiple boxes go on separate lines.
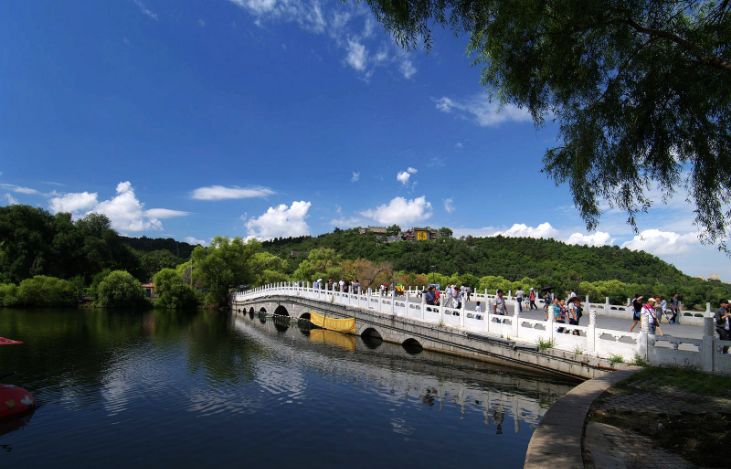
top-left (494, 289), bottom-right (508, 315)
top-left (669, 293), bottom-right (680, 324)
top-left (424, 286), bottom-right (436, 305)
top-left (529, 288), bottom-right (537, 310)
top-left (715, 301), bottom-right (730, 353)
top-left (642, 298), bottom-right (662, 335)
top-left (629, 294), bottom-right (643, 332)
top-left (515, 287), bottom-right (525, 312)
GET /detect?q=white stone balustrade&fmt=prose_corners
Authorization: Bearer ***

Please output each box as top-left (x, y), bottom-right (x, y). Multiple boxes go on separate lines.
top-left (234, 282), bottom-right (731, 374)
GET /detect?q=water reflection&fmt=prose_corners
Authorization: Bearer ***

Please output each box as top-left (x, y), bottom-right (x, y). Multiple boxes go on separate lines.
top-left (233, 311), bottom-right (574, 431)
top-left (0, 308), bottom-right (575, 468)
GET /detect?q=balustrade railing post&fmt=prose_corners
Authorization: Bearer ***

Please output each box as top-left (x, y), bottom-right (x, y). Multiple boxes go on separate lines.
top-left (391, 292), bottom-right (395, 316)
top-left (512, 299), bottom-right (519, 338)
top-left (460, 297), bottom-right (465, 327)
top-left (587, 310), bottom-right (596, 354)
top-left (485, 299), bottom-right (491, 333)
top-left (547, 305), bottom-right (554, 343)
top-left (702, 317), bottom-right (714, 372)
top-left (605, 297), bottom-right (610, 312)
top-left (638, 313), bottom-right (649, 361)
top-left (439, 292), bottom-right (444, 325)
top-left (421, 291), bottom-right (426, 321)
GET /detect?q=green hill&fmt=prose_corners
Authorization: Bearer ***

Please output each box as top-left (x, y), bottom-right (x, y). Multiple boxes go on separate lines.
top-left (262, 228), bottom-right (730, 307)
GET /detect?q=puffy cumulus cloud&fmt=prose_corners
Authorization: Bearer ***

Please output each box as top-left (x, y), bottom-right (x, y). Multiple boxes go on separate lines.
top-left (93, 182), bottom-right (163, 232)
top-left (49, 181), bottom-right (187, 233)
top-left (3, 194), bottom-right (18, 205)
top-left (351, 171), bottom-right (360, 182)
top-left (192, 185), bottom-right (274, 200)
top-left (621, 229), bottom-right (699, 255)
top-left (494, 222), bottom-right (559, 239)
top-left (145, 208), bottom-right (190, 218)
top-left (246, 200), bottom-right (311, 240)
top-left (396, 167), bottom-right (417, 185)
top-left (434, 94), bottom-right (532, 127)
top-left (566, 231), bottom-right (613, 247)
top-left (443, 198), bottom-right (455, 214)
top-left (361, 196), bottom-right (432, 225)
top-left (49, 191), bottom-right (99, 215)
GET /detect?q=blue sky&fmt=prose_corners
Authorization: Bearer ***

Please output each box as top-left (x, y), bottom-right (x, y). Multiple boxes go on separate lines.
top-left (1, 0), bottom-right (729, 280)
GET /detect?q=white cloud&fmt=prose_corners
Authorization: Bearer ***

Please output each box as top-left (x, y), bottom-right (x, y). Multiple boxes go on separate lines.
top-left (455, 142), bottom-right (464, 149)
top-left (145, 208), bottom-right (190, 218)
top-left (494, 222), bottom-right (559, 239)
top-left (226, 0), bottom-right (415, 79)
top-left (48, 181), bottom-right (184, 233)
top-left (133, 0), bottom-right (158, 20)
top-left (3, 194), bottom-right (18, 205)
top-left (566, 231), bottom-right (613, 247)
top-left (396, 167), bottom-right (417, 185)
top-left (434, 94), bottom-right (532, 127)
top-left (399, 58), bottom-right (416, 79)
top-left (330, 216), bottom-right (362, 228)
top-left (184, 236), bottom-right (207, 246)
top-left (621, 229), bottom-right (699, 255)
top-left (361, 196), bottom-right (432, 225)
top-left (192, 185), bottom-right (274, 200)
top-left (49, 191), bottom-right (99, 215)
top-left (246, 200), bottom-right (311, 240)
top-left (443, 198), bottom-right (455, 214)
top-left (345, 39), bottom-right (367, 71)
top-left (351, 171), bottom-right (360, 182)
top-left (93, 181), bottom-right (162, 232)
top-left (0, 183), bottom-right (40, 195)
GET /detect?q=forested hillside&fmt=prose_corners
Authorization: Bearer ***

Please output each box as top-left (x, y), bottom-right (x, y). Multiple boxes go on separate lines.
top-left (262, 228), bottom-right (731, 306)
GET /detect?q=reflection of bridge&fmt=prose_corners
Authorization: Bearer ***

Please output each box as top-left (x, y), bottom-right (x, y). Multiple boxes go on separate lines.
top-left (234, 284), bottom-right (731, 376)
top-left (232, 311), bottom-right (575, 432)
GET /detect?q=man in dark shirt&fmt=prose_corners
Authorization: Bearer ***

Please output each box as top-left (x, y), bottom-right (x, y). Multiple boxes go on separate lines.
top-left (715, 301), bottom-right (730, 353)
top-left (424, 287), bottom-right (436, 306)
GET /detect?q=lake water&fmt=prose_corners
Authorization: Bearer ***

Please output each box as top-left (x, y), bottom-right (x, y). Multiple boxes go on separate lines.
top-left (0, 308), bottom-right (574, 468)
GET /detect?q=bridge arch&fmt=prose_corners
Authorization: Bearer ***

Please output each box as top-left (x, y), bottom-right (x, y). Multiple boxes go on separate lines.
top-left (402, 338), bottom-right (423, 355)
top-left (273, 305), bottom-right (290, 317)
top-left (299, 312), bottom-right (311, 320)
top-left (248, 307), bottom-right (255, 319)
top-left (360, 328), bottom-right (383, 349)
top-left (258, 307), bottom-right (267, 324)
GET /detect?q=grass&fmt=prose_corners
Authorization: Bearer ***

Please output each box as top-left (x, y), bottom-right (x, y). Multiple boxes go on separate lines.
top-left (609, 354), bottom-right (624, 364)
top-left (538, 338), bottom-right (553, 351)
top-left (633, 354), bottom-right (648, 367)
top-left (618, 366), bottom-right (731, 398)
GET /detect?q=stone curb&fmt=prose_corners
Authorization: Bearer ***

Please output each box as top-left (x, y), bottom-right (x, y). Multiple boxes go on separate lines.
top-left (524, 368), bottom-right (639, 468)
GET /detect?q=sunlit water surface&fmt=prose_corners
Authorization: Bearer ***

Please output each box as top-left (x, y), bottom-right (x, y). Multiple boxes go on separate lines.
top-left (0, 308), bottom-right (574, 467)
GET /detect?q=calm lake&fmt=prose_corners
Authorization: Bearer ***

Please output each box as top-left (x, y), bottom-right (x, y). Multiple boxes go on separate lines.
top-left (0, 308), bottom-right (574, 467)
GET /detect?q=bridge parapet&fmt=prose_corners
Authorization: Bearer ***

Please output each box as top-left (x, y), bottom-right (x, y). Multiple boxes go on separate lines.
top-left (235, 282), bottom-right (731, 375)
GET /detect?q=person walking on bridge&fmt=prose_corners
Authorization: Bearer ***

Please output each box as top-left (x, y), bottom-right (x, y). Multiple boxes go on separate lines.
top-left (629, 294), bottom-right (643, 332)
top-left (528, 288), bottom-right (537, 310)
top-left (494, 290), bottom-right (508, 315)
top-left (515, 288), bottom-right (524, 312)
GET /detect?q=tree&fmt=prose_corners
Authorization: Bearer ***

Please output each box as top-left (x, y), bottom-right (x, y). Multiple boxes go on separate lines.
top-left (365, 0), bottom-right (731, 247)
top-left (249, 251), bottom-right (289, 286)
top-left (95, 270), bottom-right (147, 308)
top-left (139, 250), bottom-right (183, 281)
top-left (292, 248), bottom-right (342, 282)
top-left (191, 237), bottom-right (259, 307)
top-left (153, 268), bottom-right (198, 311)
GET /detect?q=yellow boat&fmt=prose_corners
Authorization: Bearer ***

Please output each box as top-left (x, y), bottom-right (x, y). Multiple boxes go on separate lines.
top-left (309, 311), bottom-right (356, 334)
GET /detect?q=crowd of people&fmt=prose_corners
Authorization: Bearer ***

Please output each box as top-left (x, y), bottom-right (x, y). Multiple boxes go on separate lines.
top-left (628, 293), bottom-right (681, 334)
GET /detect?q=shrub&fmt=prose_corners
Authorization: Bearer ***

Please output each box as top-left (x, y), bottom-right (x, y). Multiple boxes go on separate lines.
top-left (538, 338), bottom-right (554, 351)
top-left (609, 354), bottom-right (625, 364)
top-left (96, 270), bottom-right (148, 309)
top-left (16, 275), bottom-right (78, 307)
top-left (0, 283), bottom-right (19, 307)
top-left (153, 268), bottom-right (198, 311)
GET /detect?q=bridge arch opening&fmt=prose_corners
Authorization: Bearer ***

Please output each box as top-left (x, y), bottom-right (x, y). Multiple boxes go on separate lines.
top-left (258, 307), bottom-right (267, 324)
top-left (360, 328), bottom-right (383, 349)
top-left (273, 305), bottom-right (290, 317)
top-left (299, 312), bottom-right (311, 320)
top-left (272, 306), bottom-right (290, 332)
top-left (248, 308), bottom-right (255, 320)
top-left (402, 338), bottom-right (423, 355)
